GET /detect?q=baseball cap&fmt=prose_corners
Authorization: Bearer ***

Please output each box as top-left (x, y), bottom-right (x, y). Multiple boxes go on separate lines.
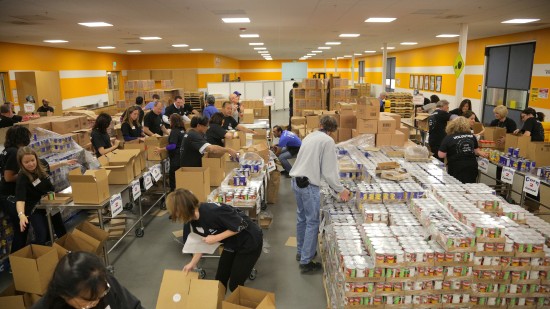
top-left (233, 91), bottom-right (242, 96)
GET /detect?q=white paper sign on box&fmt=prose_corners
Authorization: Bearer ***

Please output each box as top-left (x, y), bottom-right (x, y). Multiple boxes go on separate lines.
top-left (501, 167), bottom-right (515, 185)
top-left (110, 193), bottom-right (123, 218)
top-left (477, 158), bottom-right (489, 173)
top-left (131, 180), bottom-right (141, 200)
top-left (151, 164), bottom-right (162, 182)
top-left (523, 175), bottom-right (541, 196)
top-left (143, 172), bottom-right (153, 190)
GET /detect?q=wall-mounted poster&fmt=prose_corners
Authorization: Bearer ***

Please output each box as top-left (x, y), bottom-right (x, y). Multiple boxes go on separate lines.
top-left (429, 76), bottom-right (435, 91)
top-left (418, 75), bottom-right (424, 90)
top-left (409, 75), bottom-right (414, 88)
top-left (424, 75), bottom-right (429, 90)
top-left (414, 75), bottom-right (419, 89)
top-left (436, 76), bottom-right (442, 92)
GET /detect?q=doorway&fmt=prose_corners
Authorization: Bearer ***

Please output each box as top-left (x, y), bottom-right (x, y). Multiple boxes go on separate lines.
top-left (0, 73), bottom-right (7, 104)
top-left (107, 71), bottom-right (120, 106)
top-left (386, 57), bottom-right (396, 92)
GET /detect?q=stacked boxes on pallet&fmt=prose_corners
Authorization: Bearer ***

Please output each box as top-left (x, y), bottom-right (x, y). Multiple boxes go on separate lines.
top-left (385, 92), bottom-right (414, 119)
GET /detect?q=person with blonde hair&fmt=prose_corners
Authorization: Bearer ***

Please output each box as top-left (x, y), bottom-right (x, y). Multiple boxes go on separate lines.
top-left (438, 117), bottom-right (487, 184)
top-left (166, 188), bottom-right (263, 292)
top-left (121, 106), bottom-right (145, 142)
top-left (490, 105), bottom-right (517, 133)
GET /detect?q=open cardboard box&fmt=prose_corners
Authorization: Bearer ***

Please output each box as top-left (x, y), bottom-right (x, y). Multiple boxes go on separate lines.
top-left (68, 168), bottom-right (111, 205)
top-left (156, 270), bottom-right (225, 309)
top-left (52, 228), bottom-right (105, 258)
top-left (122, 143), bottom-right (147, 171)
top-left (0, 284), bottom-right (41, 309)
top-left (175, 167), bottom-right (211, 202)
top-left (202, 153), bottom-right (228, 186)
top-left (222, 286), bottom-right (276, 309)
top-left (9, 245), bottom-right (59, 295)
top-left (75, 221), bottom-right (109, 255)
top-left (98, 151), bottom-right (136, 185)
top-left (111, 149), bottom-right (145, 177)
top-left (145, 136), bottom-right (168, 161)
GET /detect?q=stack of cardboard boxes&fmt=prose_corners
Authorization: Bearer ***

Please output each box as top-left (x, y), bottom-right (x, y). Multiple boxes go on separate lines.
top-left (242, 100), bottom-right (269, 120)
top-left (354, 83), bottom-right (372, 97)
top-left (386, 92), bottom-right (414, 118)
top-left (292, 79), bottom-right (325, 116)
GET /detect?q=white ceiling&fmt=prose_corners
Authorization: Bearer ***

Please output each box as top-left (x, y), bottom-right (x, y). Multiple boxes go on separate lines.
top-left (0, 0), bottom-right (548, 60)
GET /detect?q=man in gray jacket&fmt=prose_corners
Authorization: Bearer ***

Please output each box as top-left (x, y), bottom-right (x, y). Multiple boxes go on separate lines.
top-left (290, 115), bottom-right (350, 273)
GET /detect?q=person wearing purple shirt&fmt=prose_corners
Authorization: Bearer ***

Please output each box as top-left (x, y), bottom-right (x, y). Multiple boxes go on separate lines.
top-left (203, 95), bottom-right (219, 119)
top-left (272, 125), bottom-right (302, 175)
top-left (144, 94), bottom-right (166, 115)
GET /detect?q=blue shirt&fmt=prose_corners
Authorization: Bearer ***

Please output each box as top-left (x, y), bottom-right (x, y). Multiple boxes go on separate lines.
top-left (203, 105), bottom-right (219, 119)
top-left (144, 101), bottom-right (165, 115)
top-left (279, 130), bottom-right (302, 148)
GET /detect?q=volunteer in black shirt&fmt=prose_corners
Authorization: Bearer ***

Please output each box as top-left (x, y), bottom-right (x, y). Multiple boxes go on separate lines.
top-left (439, 117), bottom-right (488, 184)
top-left (221, 101), bottom-right (256, 134)
top-left (206, 112), bottom-right (233, 147)
top-left (143, 101), bottom-right (169, 137)
top-left (155, 114), bottom-right (186, 192)
top-left (120, 96), bottom-right (145, 125)
top-left (121, 106), bottom-right (145, 142)
top-left (289, 82), bottom-right (299, 129)
top-left (449, 99), bottom-right (480, 122)
top-left (16, 147), bottom-right (76, 245)
top-left (490, 105), bottom-right (517, 134)
top-left (0, 105), bottom-right (15, 128)
top-left (164, 95), bottom-right (190, 129)
top-left (167, 189), bottom-right (263, 292)
top-left (428, 100), bottom-right (452, 161)
top-left (36, 99), bottom-right (54, 114)
top-left (35, 251), bottom-right (144, 309)
top-left (463, 110), bottom-right (485, 138)
top-left (514, 107), bottom-right (545, 142)
top-left (91, 113), bottom-right (120, 157)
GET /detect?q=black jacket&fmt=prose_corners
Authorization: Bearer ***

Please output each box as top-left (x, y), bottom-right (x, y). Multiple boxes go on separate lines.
top-left (31, 275), bottom-right (143, 309)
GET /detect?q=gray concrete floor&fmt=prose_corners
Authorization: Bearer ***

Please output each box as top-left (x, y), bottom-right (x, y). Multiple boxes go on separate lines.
top-left (109, 110), bottom-right (327, 308)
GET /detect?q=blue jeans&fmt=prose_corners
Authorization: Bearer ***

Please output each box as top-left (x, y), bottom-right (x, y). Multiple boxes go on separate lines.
top-left (278, 147), bottom-right (295, 173)
top-left (292, 178), bottom-right (320, 265)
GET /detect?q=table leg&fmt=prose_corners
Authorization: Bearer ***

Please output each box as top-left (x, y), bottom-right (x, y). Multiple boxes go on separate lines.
top-left (46, 207), bottom-right (54, 244)
top-left (97, 209), bottom-right (111, 267)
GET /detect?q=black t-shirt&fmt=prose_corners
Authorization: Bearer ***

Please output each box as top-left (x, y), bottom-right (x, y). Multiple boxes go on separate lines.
top-left (121, 106), bottom-right (145, 125)
top-left (289, 89), bottom-right (294, 109)
top-left (90, 130), bottom-right (112, 157)
top-left (428, 109), bottom-right (451, 148)
top-left (0, 147), bottom-right (19, 196)
top-left (450, 108), bottom-right (480, 122)
top-left (489, 117), bottom-right (517, 134)
top-left (121, 122), bottom-right (142, 141)
top-left (191, 203), bottom-right (262, 253)
top-left (180, 129), bottom-right (210, 167)
top-left (165, 104), bottom-right (185, 118)
top-left (143, 111), bottom-right (165, 136)
top-left (37, 105), bottom-right (54, 113)
top-left (206, 124), bottom-right (227, 147)
top-left (521, 117), bottom-right (545, 142)
top-left (439, 133), bottom-right (479, 165)
top-left (183, 103), bottom-right (195, 116)
top-left (0, 115), bottom-right (15, 128)
top-left (15, 159), bottom-right (54, 212)
top-left (168, 127), bottom-right (185, 168)
top-left (12, 115), bottom-right (22, 123)
top-left (222, 115), bottom-right (239, 130)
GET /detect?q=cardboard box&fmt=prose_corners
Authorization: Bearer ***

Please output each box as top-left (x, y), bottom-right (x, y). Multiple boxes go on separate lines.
top-left (242, 109), bottom-right (254, 124)
top-left (306, 115), bottom-right (319, 130)
top-left (98, 152), bottom-right (136, 185)
top-left (473, 123), bottom-right (484, 135)
top-left (244, 142), bottom-right (269, 163)
top-left (121, 145), bottom-right (147, 172)
top-left (202, 153), bottom-right (228, 186)
top-left (378, 116), bottom-right (397, 134)
top-left (415, 113), bottom-right (430, 131)
top-left (338, 128), bottom-right (352, 142)
top-left (53, 229), bottom-right (103, 257)
top-left (0, 284), bottom-right (40, 309)
top-left (397, 125), bottom-right (409, 138)
top-left (339, 111), bottom-right (356, 129)
top-left (176, 167), bottom-right (210, 202)
top-left (72, 129), bottom-right (91, 147)
top-left (352, 129), bottom-right (358, 138)
top-left (291, 116), bottom-right (306, 126)
top-left (9, 245), bottom-right (59, 295)
top-left (225, 137), bottom-right (242, 151)
top-left (391, 130), bottom-right (406, 147)
top-left (483, 127), bottom-right (507, 149)
top-left (356, 97), bottom-right (380, 120)
top-left (527, 142), bottom-right (550, 166)
top-left (225, 157), bottom-right (240, 175)
top-left (381, 112), bottom-right (402, 127)
top-left (376, 133), bottom-right (392, 147)
top-left (74, 221), bottom-right (109, 255)
top-left (145, 136), bottom-right (169, 161)
top-left (68, 168), bottom-right (111, 204)
top-left (15, 118), bottom-right (53, 131)
top-left (504, 134), bottom-right (530, 158)
top-left (356, 119), bottom-right (378, 134)
top-left (222, 286), bottom-right (276, 309)
top-left (50, 117), bottom-right (81, 134)
top-left (238, 131), bottom-right (247, 147)
top-left (156, 270), bottom-right (225, 309)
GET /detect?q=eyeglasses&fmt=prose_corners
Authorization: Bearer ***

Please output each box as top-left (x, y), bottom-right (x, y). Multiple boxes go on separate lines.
top-left (73, 282), bottom-right (110, 309)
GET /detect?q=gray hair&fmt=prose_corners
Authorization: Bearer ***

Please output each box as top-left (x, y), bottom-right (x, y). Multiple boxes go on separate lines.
top-left (320, 115), bottom-right (338, 132)
top-left (206, 95), bottom-right (215, 105)
top-left (436, 99), bottom-right (449, 108)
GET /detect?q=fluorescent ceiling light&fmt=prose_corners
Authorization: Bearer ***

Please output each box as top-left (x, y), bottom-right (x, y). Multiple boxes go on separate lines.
top-left (365, 17), bottom-right (396, 23)
top-left (344, 55), bottom-right (352, 58)
top-left (43, 40), bottom-right (68, 43)
top-left (222, 17), bottom-right (250, 23)
top-left (364, 50), bottom-right (376, 53)
top-left (307, 53), bottom-right (315, 56)
top-left (172, 44), bottom-right (189, 47)
top-left (400, 42), bottom-right (417, 45)
top-left (140, 36), bottom-right (162, 40)
top-left (312, 51), bottom-right (322, 53)
top-left (318, 46), bottom-right (331, 50)
top-left (254, 47), bottom-right (266, 50)
top-left (436, 34), bottom-right (459, 38)
top-left (354, 53), bottom-right (362, 56)
top-left (339, 34), bottom-right (360, 38)
top-left (325, 42), bottom-right (341, 45)
top-left (381, 46), bottom-right (395, 50)
top-left (265, 59), bottom-right (273, 61)
top-left (258, 51), bottom-right (269, 54)
top-left (97, 46), bottom-right (115, 49)
top-left (240, 34), bottom-right (259, 38)
top-left (249, 42), bottom-right (264, 46)
top-left (127, 50), bottom-right (141, 53)
top-left (190, 48), bottom-right (203, 51)
top-left (78, 22), bottom-right (113, 27)
top-left (502, 18), bottom-right (540, 24)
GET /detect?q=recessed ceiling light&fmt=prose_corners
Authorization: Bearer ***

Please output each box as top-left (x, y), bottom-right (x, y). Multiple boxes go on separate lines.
top-left (249, 42), bottom-right (264, 46)
top-left (344, 55), bottom-right (352, 58)
top-left (299, 58), bottom-right (307, 60)
top-left (354, 53), bottom-right (362, 56)
top-left (258, 51), bottom-right (269, 54)
top-left (364, 50), bottom-right (376, 53)
top-left (307, 53), bottom-right (315, 56)
top-left (502, 18), bottom-right (540, 24)
top-left (318, 46), bottom-right (331, 50)
top-left (172, 44), bottom-right (189, 47)
top-left (222, 17), bottom-right (250, 23)
top-left (381, 46), bottom-right (395, 50)
top-left (240, 34), bottom-right (260, 38)
top-left (43, 40), bottom-right (68, 43)
top-left (400, 42), bottom-right (418, 45)
top-left (97, 46), bottom-right (116, 49)
top-left (365, 17), bottom-right (396, 23)
top-left (325, 42), bottom-right (341, 45)
top-left (140, 36), bottom-right (162, 40)
top-left (265, 59), bottom-right (273, 61)
top-left (254, 47), bottom-right (266, 50)
top-left (312, 51), bottom-right (322, 53)
top-left (78, 22), bottom-right (113, 27)
top-left (339, 34), bottom-right (360, 38)
top-left (127, 50), bottom-right (141, 53)
top-left (436, 34), bottom-right (459, 38)
top-left (190, 48), bottom-right (203, 51)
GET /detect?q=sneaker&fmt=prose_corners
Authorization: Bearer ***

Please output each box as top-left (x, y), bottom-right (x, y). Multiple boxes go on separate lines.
top-left (296, 251), bottom-right (317, 261)
top-left (299, 261), bottom-right (323, 273)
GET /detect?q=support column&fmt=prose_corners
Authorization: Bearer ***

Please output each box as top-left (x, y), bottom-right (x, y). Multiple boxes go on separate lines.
top-left (335, 58), bottom-right (338, 74)
top-left (351, 53), bottom-right (355, 84)
top-left (381, 43), bottom-right (388, 92)
top-left (455, 23), bottom-right (468, 105)
top-left (324, 59), bottom-right (327, 74)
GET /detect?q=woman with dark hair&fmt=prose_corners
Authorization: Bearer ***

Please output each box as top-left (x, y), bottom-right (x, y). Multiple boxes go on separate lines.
top-left (167, 189), bottom-right (262, 292)
top-left (514, 107), bottom-right (545, 142)
top-left (154, 114), bottom-right (186, 191)
top-left (121, 106), bottom-right (145, 142)
top-left (536, 111), bottom-right (546, 122)
top-left (430, 95), bottom-right (440, 103)
top-left (206, 112), bottom-right (233, 147)
top-left (450, 99), bottom-right (480, 122)
top-left (32, 251), bottom-right (143, 309)
top-left (463, 110), bottom-right (485, 138)
top-left (91, 113), bottom-right (119, 157)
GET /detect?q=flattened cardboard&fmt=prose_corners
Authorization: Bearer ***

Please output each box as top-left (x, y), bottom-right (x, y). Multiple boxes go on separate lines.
top-left (68, 168), bottom-right (110, 205)
top-left (9, 245), bottom-right (59, 295)
top-left (75, 221), bottom-right (109, 255)
top-left (222, 286), bottom-right (276, 309)
top-left (145, 136), bottom-right (168, 161)
top-left (175, 167), bottom-right (211, 202)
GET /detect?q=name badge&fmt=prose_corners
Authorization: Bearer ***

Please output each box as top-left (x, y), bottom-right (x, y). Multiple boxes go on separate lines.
top-left (132, 126), bottom-right (136, 130)
top-left (32, 178), bottom-right (41, 187)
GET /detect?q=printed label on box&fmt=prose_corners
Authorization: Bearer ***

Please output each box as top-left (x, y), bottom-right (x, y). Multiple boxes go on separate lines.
top-left (132, 180), bottom-right (141, 200)
top-left (267, 158), bottom-right (276, 172)
top-left (478, 158), bottom-right (489, 173)
top-left (110, 193), bottom-right (123, 218)
top-left (501, 167), bottom-right (515, 185)
top-left (263, 96), bottom-right (274, 106)
top-left (151, 164), bottom-right (161, 182)
top-left (523, 175), bottom-right (541, 196)
top-left (144, 172), bottom-right (153, 190)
